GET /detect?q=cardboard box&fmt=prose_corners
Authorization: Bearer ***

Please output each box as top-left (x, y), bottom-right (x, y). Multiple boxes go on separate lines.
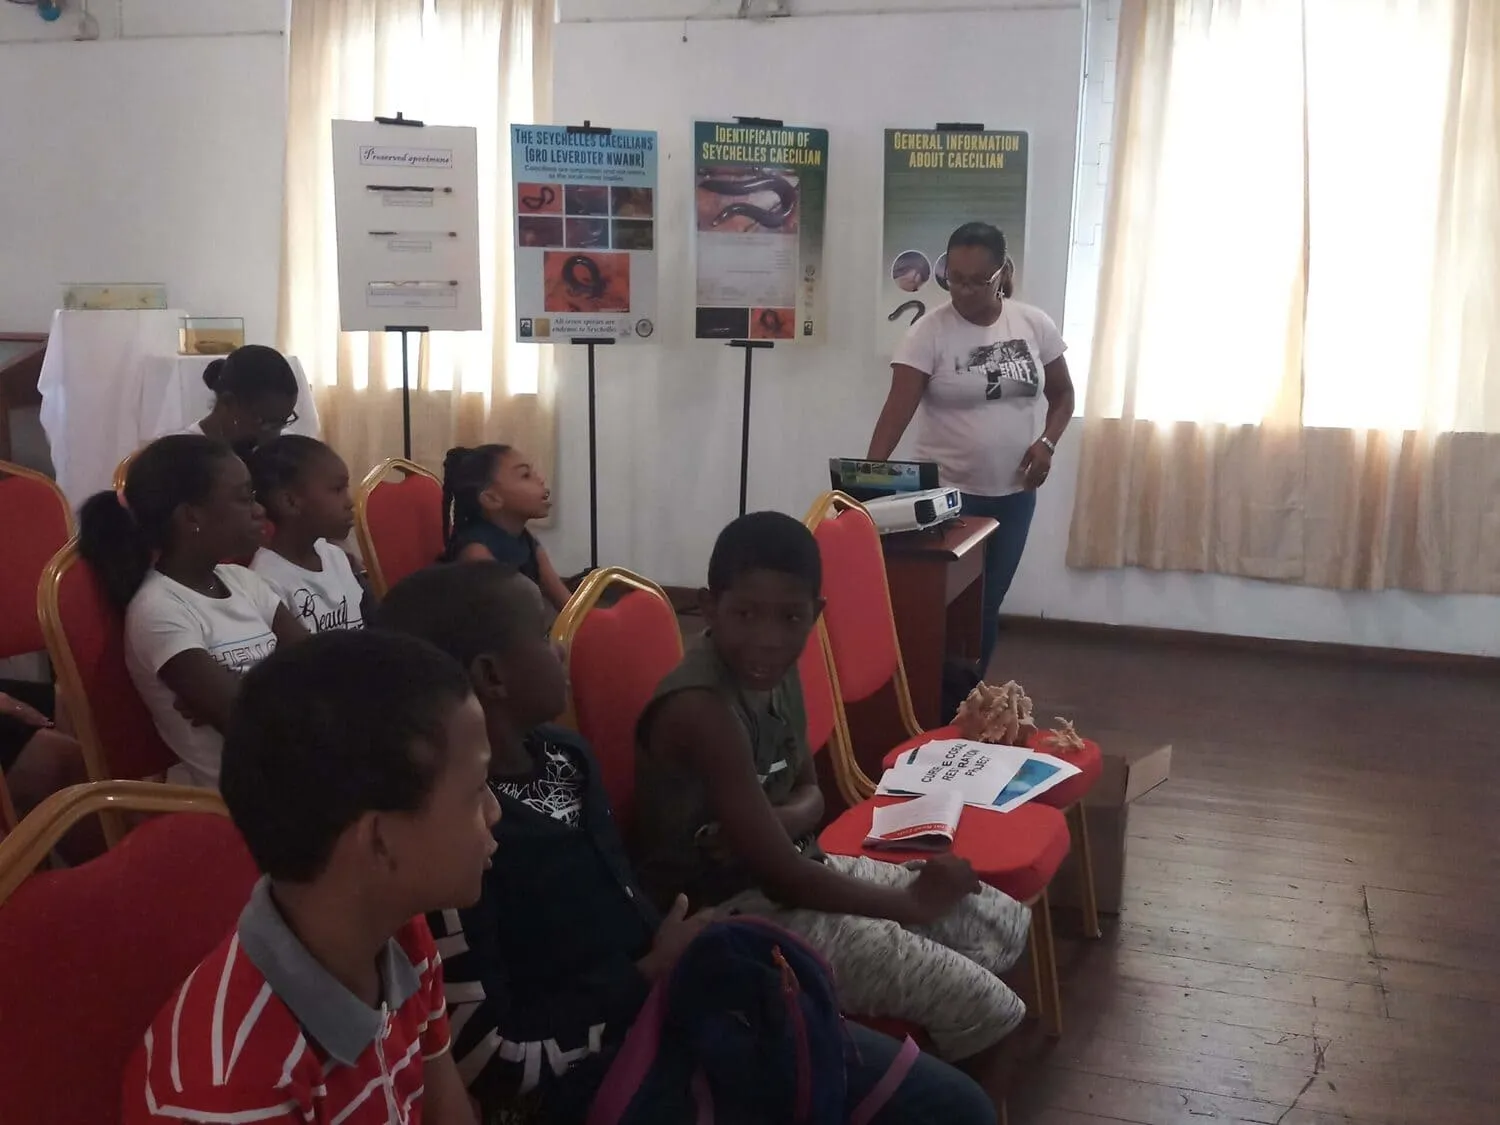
top-left (1050, 739), bottom-right (1172, 914)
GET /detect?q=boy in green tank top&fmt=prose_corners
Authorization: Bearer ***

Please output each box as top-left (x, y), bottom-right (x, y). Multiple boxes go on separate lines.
top-left (634, 512), bottom-right (1031, 1063)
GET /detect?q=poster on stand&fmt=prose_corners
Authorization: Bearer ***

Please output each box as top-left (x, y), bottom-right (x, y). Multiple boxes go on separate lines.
top-left (878, 128), bottom-right (1029, 355)
top-left (331, 120), bottom-right (483, 333)
top-left (510, 125), bottom-right (659, 343)
top-left (693, 120), bottom-right (829, 342)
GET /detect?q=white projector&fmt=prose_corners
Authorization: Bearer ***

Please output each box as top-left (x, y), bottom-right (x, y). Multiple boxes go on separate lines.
top-left (865, 487), bottom-right (962, 535)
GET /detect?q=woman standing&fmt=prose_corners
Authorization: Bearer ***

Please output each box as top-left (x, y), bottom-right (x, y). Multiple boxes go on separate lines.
top-left (866, 222), bottom-right (1074, 673)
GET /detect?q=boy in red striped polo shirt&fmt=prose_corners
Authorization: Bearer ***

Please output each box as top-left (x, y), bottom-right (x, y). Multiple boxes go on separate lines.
top-left (121, 630), bottom-right (502, 1125)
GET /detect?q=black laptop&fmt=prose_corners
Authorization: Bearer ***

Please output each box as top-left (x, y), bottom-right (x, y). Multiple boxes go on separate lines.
top-left (827, 458), bottom-right (940, 503)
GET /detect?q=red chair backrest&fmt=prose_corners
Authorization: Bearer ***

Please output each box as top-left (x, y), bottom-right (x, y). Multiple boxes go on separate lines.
top-left (0, 466), bottom-right (71, 659)
top-left (565, 588), bottom-right (682, 827)
top-left (0, 812), bottom-right (258, 1125)
top-left (799, 624), bottom-right (836, 757)
top-left (42, 546), bottom-right (175, 781)
top-left (812, 506), bottom-right (903, 705)
top-left (361, 463), bottom-right (444, 593)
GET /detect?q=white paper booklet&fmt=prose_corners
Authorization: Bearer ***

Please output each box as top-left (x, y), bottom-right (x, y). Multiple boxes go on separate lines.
top-left (877, 739), bottom-right (1081, 813)
top-left (864, 791), bottom-right (965, 851)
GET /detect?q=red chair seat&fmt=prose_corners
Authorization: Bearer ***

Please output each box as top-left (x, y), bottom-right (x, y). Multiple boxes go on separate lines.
top-left (1022, 732), bottom-right (1103, 810)
top-left (881, 728), bottom-right (1104, 811)
top-left (819, 797), bottom-right (1070, 903)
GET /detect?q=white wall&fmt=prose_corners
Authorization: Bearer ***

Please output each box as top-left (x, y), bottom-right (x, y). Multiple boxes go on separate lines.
top-left (544, 1), bottom-right (1083, 572)
top-left (546, 0), bottom-right (1500, 657)
top-left (0, 0), bottom-right (288, 343)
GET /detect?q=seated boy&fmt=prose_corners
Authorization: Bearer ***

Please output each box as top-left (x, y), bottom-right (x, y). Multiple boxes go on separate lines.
top-left (634, 511), bottom-right (1031, 1063)
top-left (122, 629), bottom-right (500, 1125)
top-left (377, 561), bottom-right (999, 1125)
top-left (377, 562), bottom-right (704, 1124)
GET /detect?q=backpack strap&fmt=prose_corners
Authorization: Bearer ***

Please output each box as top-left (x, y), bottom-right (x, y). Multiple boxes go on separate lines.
top-left (586, 979), bottom-right (669, 1125)
top-left (847, 1036), bottom-right (922, 1125)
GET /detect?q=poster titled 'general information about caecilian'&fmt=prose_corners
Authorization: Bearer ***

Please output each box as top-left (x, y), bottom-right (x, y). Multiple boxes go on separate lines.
top-left (878, 129), bottom-right (1029, 355)
top-left (693, 120), bottom-right (829, 343)
top-left (511, 125), bottom-right (658, 344)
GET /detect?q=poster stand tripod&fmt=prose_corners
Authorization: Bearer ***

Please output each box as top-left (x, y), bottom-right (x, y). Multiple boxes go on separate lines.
top-left (559, 120), bottom-right (616, 573)
top-left (387, 324), bottom-right (425, 461)
top-left (728, 339), bottom-right (773, 517)
top-left (724, 113), bottom-right (785, 518)
top-left (375, 112), bottom-right (430, 462)
top-left (569, 336), bottom-right (613, 571)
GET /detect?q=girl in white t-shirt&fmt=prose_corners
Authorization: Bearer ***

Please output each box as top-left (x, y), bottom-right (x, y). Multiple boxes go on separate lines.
top-left (867, 222), bottom-right (1076, 671)
top-left (248, 436), bottom-right (372, 633)
top-left (77, 434), bottom-right (308, 788)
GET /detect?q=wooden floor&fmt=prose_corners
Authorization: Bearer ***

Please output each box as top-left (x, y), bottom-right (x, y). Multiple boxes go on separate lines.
top-left (991, 627), bottom-right (1500, 1125)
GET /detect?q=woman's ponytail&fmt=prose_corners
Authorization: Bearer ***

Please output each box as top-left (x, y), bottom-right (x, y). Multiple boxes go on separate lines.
top-left (78, 491), bottom-right (154, 611)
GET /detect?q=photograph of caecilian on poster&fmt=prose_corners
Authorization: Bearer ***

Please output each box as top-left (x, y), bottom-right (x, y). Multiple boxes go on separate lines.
top-left (511, 124), bottom-right (658, 343)
top-left (692, 119), bottom-right (829, 342)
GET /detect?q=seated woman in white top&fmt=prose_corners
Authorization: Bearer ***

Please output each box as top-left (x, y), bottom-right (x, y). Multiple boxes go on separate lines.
top-left (77, 434), bottom-right (308, 788)
top-left (248, 435), bottom-right (373, 632)
top-left (867, 221), bottom-right (1075, 673)
top-left (186, 344), bottom-right (300, 458)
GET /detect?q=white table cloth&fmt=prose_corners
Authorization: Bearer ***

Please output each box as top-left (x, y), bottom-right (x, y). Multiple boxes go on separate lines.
top-left (38, 309), bottom-right (186, 506)
top-left (37, 309), bottom-right (318, 507)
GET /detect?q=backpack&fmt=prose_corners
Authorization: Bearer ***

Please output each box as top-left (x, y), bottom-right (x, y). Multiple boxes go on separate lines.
top-left (588, 918), bottom-right (919, 1125)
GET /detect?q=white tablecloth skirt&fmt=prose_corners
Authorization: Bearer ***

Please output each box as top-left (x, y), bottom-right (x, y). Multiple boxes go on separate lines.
top-left (37, 309), bottom-right (319, 506)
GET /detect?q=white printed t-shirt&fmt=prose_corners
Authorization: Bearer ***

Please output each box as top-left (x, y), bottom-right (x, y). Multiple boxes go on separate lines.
top-left (251, 541), bottom-right (365, 635)
top-left (125, 565), bottom-right (282, 789)
top-left (892, 299), bottom-right (1066, 497)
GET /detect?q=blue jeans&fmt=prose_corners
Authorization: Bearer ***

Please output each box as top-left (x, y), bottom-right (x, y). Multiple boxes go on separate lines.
top-left (959, 490), bottom-right (1038, 674)
top-left (845, 1023), bottom-right (996, 1125)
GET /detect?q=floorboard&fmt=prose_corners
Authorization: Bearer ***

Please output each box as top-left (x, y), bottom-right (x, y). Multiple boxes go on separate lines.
top-left (993, 629), bottom-right (1500, 1125)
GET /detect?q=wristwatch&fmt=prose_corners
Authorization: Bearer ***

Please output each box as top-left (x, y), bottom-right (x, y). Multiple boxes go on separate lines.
top-left (1039, 436), bottom-right (1057, 453)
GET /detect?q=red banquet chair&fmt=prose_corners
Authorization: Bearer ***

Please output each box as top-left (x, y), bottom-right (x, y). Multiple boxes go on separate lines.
top-left (801, 613), bottom-right (1072, 1038)
top-left (549, 567), bottom-right (684, 826)
top-left (355, 457), bottom-right (445, 597)
top-left (0, 781), bottom-right (258, 1125)
top-left (806, 490), bottom-right (1102, 938)
top-left (0, 460), bottom-right (73, 661)
top-left (38, 542), bottom-right (175, 845)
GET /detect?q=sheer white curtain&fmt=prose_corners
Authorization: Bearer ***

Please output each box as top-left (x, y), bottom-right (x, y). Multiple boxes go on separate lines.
top-left (1068, 0), bottom-right (1500, 593)
top-left (279, 0), bottom-right (555, 480)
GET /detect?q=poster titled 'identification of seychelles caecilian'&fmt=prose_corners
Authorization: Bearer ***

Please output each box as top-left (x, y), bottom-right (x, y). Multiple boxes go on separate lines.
top-left (511, 125), bottom-right (658, 344)
top-left (879, 129), bottom-right (1029, 356)
top-left (693, 120), bottom-right (829, 343)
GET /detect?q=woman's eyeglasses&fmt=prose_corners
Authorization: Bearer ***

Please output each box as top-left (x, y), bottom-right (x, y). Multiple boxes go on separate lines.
top-left (947, 269), bottom-right (1003, 294)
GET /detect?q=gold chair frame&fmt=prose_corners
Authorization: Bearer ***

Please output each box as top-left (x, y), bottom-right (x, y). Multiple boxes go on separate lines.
top-left (354, 457), bottom-right (442, 597)
top-left (0, 781), bottom-right (227, 904)
top-left (36, 539), bottom-right (152, 847)
top-left (550, 567), bottom-right (683, 732)
top-left (0, 459), bottom-right (75, 539)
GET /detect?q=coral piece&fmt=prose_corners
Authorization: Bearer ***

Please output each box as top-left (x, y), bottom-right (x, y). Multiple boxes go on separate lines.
top-left (1040, 717), bottom-right (1086, 753)
top-left (954, 679), bottom-right (1036, 746)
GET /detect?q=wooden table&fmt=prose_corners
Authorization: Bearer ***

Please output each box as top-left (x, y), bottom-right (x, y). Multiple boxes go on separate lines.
top-left (881, 515), bottom-right (997, 729)
top-left (0, 334), bottom-right (47, 464)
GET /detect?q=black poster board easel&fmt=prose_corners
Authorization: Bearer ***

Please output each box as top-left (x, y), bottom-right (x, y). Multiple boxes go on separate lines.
top-left (386, 325), bottom-right (426, 460)
top-left (569, 337), bottom-right (614, 571)
top-left (724, 115), bottom-right (785, 518)
top-left (375, 112), bottom-right (429, 462)
top-left (561, 120), bottom-right (617, 573)
top-left (729, 340), bottom-right (773, 516)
